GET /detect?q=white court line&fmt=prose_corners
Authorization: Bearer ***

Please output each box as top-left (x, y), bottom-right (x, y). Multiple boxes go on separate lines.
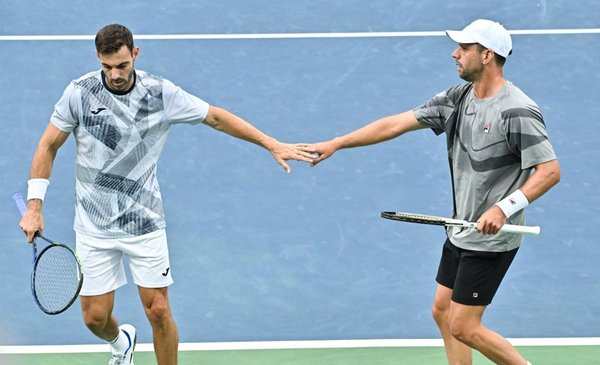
top-left (1, 338), bottom-right (600, 354)
top-left (0, 28), bottom-right (599, 41)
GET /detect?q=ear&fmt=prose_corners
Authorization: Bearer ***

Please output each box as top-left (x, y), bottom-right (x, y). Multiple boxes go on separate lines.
top-left (132, 47), bottom-right (140, 61)
top-left (482, 49), bottom-right (495, 65)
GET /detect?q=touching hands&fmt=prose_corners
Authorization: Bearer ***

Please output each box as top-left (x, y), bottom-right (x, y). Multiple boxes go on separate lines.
top-left (306, 139), bottom-right (341, 167)
top-left (269, 142), bottom-right (320, 173)
top-left (267, 137), bottom-right (341, 171)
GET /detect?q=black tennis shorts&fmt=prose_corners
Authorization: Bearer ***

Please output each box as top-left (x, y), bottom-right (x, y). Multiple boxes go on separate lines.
top-left (436, 238), bottom-right (518, 306)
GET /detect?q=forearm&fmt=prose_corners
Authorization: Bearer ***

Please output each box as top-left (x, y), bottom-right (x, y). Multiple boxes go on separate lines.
top-left (21, 139), bottom-right (57, 239)
top-left (26, 124), bottom-right (69, 208)
top-left (332, 111), bottom-right (423, 150)
top-left (309, 111), bottom-right (424, 167)
top-left (29, 143), bottom-right (58, 179)
top-left (519, 159), bottom-right (561, 203)
top-left (481, 159), bottom-right (560, 232)
top-left (26, 145), bottom-right (57, 211)
top-left (204, 106), bottom-right (276, 150)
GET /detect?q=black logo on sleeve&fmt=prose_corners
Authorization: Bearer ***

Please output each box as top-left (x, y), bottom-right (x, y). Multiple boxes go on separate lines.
top-left (161, 268), bottom-right (170, 276)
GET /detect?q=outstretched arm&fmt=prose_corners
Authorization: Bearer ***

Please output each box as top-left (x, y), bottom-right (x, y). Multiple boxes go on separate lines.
top-left (309, 111), bottom-right (425, 166)
top-left (20, 123), bottom-right (70, 242)
top-left (203, 106), bottom-right (315, 173)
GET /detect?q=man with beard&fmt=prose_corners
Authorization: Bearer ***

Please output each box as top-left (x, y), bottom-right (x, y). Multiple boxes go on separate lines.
top-left (18, 24), bottom-right (315, 365)
top-left (308, 19), bottom-right (560, 365)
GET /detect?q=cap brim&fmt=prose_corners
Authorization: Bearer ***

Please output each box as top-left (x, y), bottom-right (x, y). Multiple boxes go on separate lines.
top-left (445, 30), bottom-right (478, 44)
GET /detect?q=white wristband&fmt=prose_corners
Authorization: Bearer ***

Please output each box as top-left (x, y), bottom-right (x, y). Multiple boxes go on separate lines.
top-left (27, 178), bottom-right (50, 201)
top-left (496, 189), bottom-right (529, 218)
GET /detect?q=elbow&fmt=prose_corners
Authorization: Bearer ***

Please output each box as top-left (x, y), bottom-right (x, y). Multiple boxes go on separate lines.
top-left (205, 117), bottom-right (222, 131)
top-left (203, 106), bottom-right (227, 131)
top-left (547, 160), bottom-right (561, 187)
top-left (552, 169), bottom-right (561, 187)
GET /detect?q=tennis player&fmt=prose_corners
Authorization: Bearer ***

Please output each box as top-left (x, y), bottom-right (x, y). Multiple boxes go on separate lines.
top-left (308, 19), bottom-right (560, 365)
top-left (18, 24), bottom-right (315, 365)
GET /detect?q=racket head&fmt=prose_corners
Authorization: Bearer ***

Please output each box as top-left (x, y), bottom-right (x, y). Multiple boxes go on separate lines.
top-left (31, 242), bottom-right (83, 315)
top-left (381, 211), bottom-right (447, 226)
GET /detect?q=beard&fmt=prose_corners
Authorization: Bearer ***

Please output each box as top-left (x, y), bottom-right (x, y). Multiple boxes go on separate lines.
top-left (108, 68), bottom-right (135, 91)
top-left (458, 63), bottom-right (483, 82)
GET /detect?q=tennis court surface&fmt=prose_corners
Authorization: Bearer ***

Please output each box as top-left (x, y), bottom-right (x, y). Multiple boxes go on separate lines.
top-left (1, 1), bottom-right (599, 364)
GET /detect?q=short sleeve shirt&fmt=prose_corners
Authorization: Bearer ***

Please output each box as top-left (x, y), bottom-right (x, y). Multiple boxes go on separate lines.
top-left (51, 70), bottom-right (210, 238)
top-left (413, 81), bottom-right (557, 251)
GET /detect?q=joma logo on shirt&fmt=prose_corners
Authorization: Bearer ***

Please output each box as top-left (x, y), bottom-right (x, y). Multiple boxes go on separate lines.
top-left (91, 107), bottom-right (107, 115)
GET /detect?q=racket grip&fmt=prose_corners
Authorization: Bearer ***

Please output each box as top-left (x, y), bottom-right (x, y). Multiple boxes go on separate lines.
top-left (501, 223), bottom-right (541, 235)
top-left (12, 192), bottom-right (27, 217)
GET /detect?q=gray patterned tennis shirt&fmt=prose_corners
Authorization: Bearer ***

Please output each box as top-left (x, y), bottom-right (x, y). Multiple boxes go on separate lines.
top-left (51, 70), bottom-right (209, 238)
top-left (413, 81), bottom-right (557, 251)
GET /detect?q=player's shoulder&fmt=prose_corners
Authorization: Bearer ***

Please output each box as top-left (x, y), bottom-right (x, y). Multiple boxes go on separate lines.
top-left (448, 82), bottom-right (473, 95)
top-left (136, 69), bottom-right (180, 93)
top-left (501, 81), bottom-right (538, 107)
top-left (69, 70), bottom-right (102, 87)
top-left (499, 81), bottom-right (543, 122)
top-left (438, 82), bottom-right (473, 104)
top-left (136, 70), bottom-right (171, 85)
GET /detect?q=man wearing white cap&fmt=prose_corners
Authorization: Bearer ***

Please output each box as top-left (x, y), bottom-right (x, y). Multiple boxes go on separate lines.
top-left (308, 19), bottom-right (560, 365)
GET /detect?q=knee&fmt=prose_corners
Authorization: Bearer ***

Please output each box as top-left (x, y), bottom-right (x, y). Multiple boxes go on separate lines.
top-left (449, 319), bottom-right (466, 342)
top-left (82, 307), bottom-right (110, 332)
top-left (144, 300), bottom-right (172, 325)
top-left (431, 301), bottom-right (449, 326)
top-left (140, 288), bottom-right (174, 326)
top-left (449, 318), bottom-right (480, 346)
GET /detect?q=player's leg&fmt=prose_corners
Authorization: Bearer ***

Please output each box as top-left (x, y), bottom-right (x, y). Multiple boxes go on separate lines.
top-left (77, 231), bottom-right (135, 364)
top-left (76, 231), bottom-right (129, 342)
top-left (139, 286), bottom-right (179, 365)
top-left (449, 245), bottom-right (529, 364)
top-left (432, 284), bottom-right (472, 365)
top-left (80, 292), bottom-right (119, 340)
top-left (448, 302), bottom-right (527, 364)
top-left (124, 229), bottom-right (176, 364)
top-left (81, 292), bottom-right (136, 364)
top-left (432, 239), bottom-right (473, 364)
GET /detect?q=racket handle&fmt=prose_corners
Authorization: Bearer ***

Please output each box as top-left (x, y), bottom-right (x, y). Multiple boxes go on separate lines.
top-left (12, 192), bottom-right (27, 217)
top-left (501, 223), bottom-right (541, 235)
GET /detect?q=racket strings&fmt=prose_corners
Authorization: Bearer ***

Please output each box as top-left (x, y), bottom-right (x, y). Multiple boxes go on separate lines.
top-left (33, 246), bottom-right (81, 313)
top-left (400, 214), bottom-right (441, 222)
top-left (382, 212), bottom-right (446, 225)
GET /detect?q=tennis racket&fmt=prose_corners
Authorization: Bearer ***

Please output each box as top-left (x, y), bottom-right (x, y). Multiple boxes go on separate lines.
top-left (380, 211), bottom-right (541, 235)
top-left (13, 192), bottom-right (83, 315)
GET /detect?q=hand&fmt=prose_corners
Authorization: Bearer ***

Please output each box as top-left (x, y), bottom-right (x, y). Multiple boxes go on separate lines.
top-left (307, 139), bottom-right (341, 167)
top-left (269, 142), bottom-right (319, 173)
top-left (19, 201), bottom-right (44, 243)
top-left (476, 206), bottom-right (506, 235)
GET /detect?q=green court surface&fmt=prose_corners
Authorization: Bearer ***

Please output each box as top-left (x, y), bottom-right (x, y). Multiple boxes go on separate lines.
top-left (2, 346), bottom-right (600, 365)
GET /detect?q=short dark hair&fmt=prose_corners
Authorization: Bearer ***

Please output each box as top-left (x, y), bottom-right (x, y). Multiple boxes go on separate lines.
top-left (95, 24), bottom-right (134, 55)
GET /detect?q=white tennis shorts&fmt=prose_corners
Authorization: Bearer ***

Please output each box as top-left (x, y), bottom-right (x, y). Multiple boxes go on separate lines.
top-left (76, 229), bottom-right (174, 296)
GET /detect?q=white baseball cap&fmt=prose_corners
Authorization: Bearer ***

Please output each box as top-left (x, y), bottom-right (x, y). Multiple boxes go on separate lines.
top-left (446, 19), bottom-right (512, 58)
